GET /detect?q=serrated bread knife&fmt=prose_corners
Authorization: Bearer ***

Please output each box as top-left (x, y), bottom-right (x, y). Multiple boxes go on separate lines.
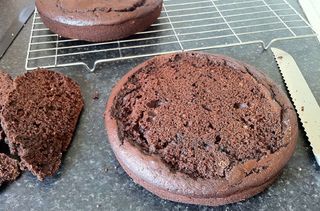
top-left (271, 48), bottom-right (320, 165)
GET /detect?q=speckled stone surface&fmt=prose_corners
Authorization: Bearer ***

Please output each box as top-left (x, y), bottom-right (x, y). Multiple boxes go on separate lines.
top-left (0, 0), bottom-right (319, 210)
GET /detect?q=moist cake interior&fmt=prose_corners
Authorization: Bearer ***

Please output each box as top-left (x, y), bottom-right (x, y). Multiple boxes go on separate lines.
top-left (111, 53), bottom-right (285, 179)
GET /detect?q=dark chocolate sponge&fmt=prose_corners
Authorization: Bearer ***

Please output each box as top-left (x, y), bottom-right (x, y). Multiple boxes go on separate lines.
top-left (0, 71), bottom-right (13, 107)
top-left (36, 0), bottom-right (163, 42)
top-left (0, 69), bottom-right (84, 180)
top-left (0, 153), bottom-right (20, 186)
top-left (0, 71), bottom-right (20, 186)
top-left (0, 71), bottom-right (13, 143)
top-left (105, 52), bottom-right (298, 206)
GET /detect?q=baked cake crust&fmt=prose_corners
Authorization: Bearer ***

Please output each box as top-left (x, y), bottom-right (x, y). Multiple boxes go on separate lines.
top-left (0, 71), bottom-right (13, 143)
top-left (36, 0), bottom-right (163, 42)
top-left (105, 52), bottom-right (298, 206)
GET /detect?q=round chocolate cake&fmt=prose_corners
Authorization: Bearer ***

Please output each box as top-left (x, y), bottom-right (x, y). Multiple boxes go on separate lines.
top-left (36, 0), bottom-right (163, 42)
top-left (105, 52), bottom-right (298, 206)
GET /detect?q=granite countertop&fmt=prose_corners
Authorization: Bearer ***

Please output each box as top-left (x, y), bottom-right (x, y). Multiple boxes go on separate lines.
top-left (0, 0), bottom-right (319, 210)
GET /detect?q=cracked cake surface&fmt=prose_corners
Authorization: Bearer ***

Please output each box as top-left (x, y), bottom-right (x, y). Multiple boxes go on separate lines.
top-left (111, 53), bottom-right (286, 179)
top-left (57, 0), bottom-right (146, 14)
top-left (105, 52), bottom-right (298, 206)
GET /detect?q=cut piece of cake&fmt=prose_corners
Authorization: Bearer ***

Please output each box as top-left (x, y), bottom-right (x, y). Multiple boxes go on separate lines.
top-left (0, 69), bottom-right (84, 180)
top-left (105, 52), bottom-right (298, 206)
top-left (0, 71), bottom-right (19, 186)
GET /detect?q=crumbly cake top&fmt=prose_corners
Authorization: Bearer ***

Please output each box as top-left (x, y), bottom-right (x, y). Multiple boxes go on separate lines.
top-left (111, 52), bottom-right (285, 179)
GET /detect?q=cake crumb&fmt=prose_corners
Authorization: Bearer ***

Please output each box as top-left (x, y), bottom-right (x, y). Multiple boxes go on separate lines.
top-left (92, 91), bottom-right (100, 100)
top-left (301, 106), bottom-right (304, 111)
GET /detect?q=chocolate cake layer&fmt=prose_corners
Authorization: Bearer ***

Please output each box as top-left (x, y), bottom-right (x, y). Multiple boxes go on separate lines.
top-left (36, 0), bottom-right (163, 42)
top-left (105, 52), bottom-right (298, 206)
top-left (0, 69), bottom-right (84, 180)
top-left (0, 71), bottom-right (19, 186)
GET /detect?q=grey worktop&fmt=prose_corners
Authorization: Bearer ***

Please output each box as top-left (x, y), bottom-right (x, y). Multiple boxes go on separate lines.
top-left (0, 0), bottom-right (319, 210)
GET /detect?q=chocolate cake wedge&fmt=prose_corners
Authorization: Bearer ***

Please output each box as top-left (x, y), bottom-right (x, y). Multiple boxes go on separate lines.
top-left (105, 52), bottom-right (298, 206)
top-left (0, 71), bottom-right (20, 186)
top-left (36, 0), bottom-right (163, 42)
top-left (0, 69), bottom-right (84, 180)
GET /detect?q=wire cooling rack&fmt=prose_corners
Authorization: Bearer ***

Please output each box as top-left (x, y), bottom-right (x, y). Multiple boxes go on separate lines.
top-left (26, 0), bottom-right (316, 72)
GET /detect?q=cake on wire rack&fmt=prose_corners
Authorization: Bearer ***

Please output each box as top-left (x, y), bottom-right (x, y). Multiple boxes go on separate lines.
top-left (26, 0), bottom-right (316, 72)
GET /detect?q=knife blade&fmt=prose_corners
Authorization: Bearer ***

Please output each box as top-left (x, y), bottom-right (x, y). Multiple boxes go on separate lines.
top-left (0, 2), bottom-right (35, 59)
top-left (271, 47), bottom-right (320, 165)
